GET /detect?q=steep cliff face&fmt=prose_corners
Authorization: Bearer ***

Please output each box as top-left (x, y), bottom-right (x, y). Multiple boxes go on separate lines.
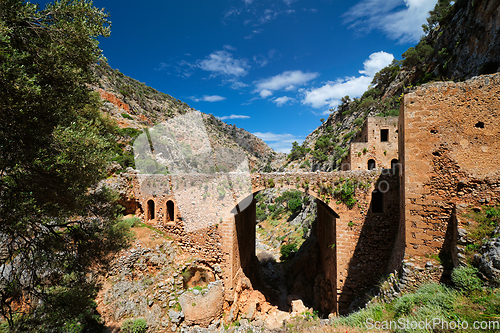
top-left (93, 62), bottom-right (276, 172)
top-left (431, 0), bottom-right (500, 79)
top-left (284, 0), bottom-right (500, 172)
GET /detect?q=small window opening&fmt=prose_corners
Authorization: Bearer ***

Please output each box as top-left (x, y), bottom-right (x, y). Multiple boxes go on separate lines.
top-left (430, 129), bottom-right (438, 134)
top-left (147, 200), bottom-right (155, 220)
top-left (381, 129), bottom-right (389, 142)
top-left (475, 122), bottom-right (484, 128)
top-left (372, 190), bottom-right (384, 213)
top-left (166, 200), bottom-right (174, 222)
top-left (368, 159), bottom-right (376, 170)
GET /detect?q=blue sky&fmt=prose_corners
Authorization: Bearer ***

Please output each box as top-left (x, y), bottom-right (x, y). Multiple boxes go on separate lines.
top-left (37, 0), bottom-right (438, 152)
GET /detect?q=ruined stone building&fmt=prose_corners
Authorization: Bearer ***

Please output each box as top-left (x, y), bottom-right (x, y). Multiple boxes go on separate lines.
top-left (121, 73), bottom-right (500, 318)
top-left (344, 116), bottom-right (399, 171)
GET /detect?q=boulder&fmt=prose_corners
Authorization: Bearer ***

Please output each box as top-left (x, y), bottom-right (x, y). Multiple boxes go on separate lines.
top-left (477, 237), bottom-right (500, 283)
top-left (178, 281), bottom-right (224, 327)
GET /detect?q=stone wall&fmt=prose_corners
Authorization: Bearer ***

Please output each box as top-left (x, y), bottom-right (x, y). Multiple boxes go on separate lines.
top-left (123, 170), bottom-right (400, 314)
top-left (316, 200), bottom-right (338, 314)
top-left (400, 74), bottom-right (500, 262)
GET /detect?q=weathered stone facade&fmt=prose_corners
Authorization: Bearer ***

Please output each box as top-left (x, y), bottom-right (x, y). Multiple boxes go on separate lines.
top-left (345, 117), bottom-right (399, 171)
top-left (399, 74), bottom-right (500, 263)
top-left (120, 73), bottom-right (500, 318)
top-left (123, 170), bottom-right (400, 315)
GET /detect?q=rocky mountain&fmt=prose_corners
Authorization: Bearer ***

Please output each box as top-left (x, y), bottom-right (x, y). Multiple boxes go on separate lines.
top-left (92, 62), bottom-right (277, 173)
top-left (283, 0), bottom-right (500, 172)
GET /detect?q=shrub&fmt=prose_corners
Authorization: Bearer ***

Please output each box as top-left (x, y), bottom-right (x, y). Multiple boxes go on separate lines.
top-left (288, 141), bottom-right (309, 161)
top-left (299, 160), bottom-right (310, 169)
top-left (312, 150), bottom-right (327, 162)
top-left (121, 318), bottom-right (147, 333)
top-left (256, 206), bottom-right (267, 221)
top-left (280, 243), bottom-right (298, 261)
top-left (354, 118), bottom-right (364, 126)
top-left (334, 179), bottom-right (358, 209)
top-left (121, 113), bottom-right (133, 120)
top-left (122, 216), bottom-right (141, 228)
top-left (394, 283), bottom-right (456, 317)
top-left (452, 265), bottom-right (482, 292)
top-left (287, 197), bottom-right (302, 212)
top-left (276, 190), bottom-right (304, 214)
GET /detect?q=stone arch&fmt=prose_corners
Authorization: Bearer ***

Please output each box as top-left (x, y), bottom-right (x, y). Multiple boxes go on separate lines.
top-left (225, 187), bottom-right (340, 315)
top-left (391, 159), bottom-right (399, 175)
top-left (166, 200), bottom-right (175, 222)
top-left (368, 159), bottom-right (376, 170)
top-left (147, 199), bottom-right (155, 221)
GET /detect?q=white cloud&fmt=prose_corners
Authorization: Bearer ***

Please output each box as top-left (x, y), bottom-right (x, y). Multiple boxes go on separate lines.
top-left (223, 7), bottom-right (242, 21)
top-left (223, 45), bottom-right (237, 51)
top-left (302, 76), bottom-right (372, 108)
top-left (227, 79), bottom-right (250, 89)
top-left (155, 62), bottom-right (168, 71)
top-left (359, 51), bottom-right (395, 76)
top-left (190, 95), bottom-right (226, 102)
top-left (343, 0), bottom-right (437, 43)
top-left (254, 70), bottom-right (319, 97)
top-left (260, 89), bottom-right (273, 98)
top-left (252, 132), bottom-right (302, 153)
top-left (218, 114), bottom-right (250, 120)
top-left (253, 55), bottom-right (269, 67)
top-left (245, 29), bottom-right (263, 39)
top-left (259, 9), bottom-right (278, 24)
top-left (272, 96), bottom-right (294, 107)
top-left (243, 0), bottom-right (253, 4)
top-left (302, 51), bottom-right (394, 108)
top-left (199, 50), bottom-right (249, 78)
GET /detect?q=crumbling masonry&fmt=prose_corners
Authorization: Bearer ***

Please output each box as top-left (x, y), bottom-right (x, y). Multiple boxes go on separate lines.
top-left (124, 73), bottom-right (500, 316)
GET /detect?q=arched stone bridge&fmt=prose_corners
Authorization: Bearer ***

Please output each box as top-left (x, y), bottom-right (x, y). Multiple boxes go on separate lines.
top-left (125, 169), bottom-right (401, 315)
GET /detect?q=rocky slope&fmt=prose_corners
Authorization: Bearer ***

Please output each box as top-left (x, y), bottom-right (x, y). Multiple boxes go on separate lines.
top-left (284, 0), bottom-right (500, 172)
top-left (428, 0), bottom-right (500, 80)
top-left (93, 62), bottom-right (276, 172)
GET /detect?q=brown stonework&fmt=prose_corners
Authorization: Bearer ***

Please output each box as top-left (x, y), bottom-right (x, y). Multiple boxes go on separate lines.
top-left (400, 74), bottom-right (500, 265)
top-left (116, 75), bottom-right (500, 318)
top-left (345, 117), bottom-right (399, 171)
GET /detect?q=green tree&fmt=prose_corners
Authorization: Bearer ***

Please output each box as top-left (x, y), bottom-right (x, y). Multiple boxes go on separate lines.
top-left (423, 0), bottom-right (454, 32)
top-left (0, 0), bottom-right (130, 330)
top-left (401, 43), bottom-right (434, 68)
top-left (371, 59), bottom-right (401, 88)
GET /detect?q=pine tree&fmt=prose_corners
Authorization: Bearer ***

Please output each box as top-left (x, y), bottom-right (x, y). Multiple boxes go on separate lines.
top-left (0, 1), bottom-right (130, 330)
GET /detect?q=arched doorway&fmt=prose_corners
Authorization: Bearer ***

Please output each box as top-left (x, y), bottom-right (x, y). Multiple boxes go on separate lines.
top-left (391, 159), bottom-right (399, 175)
top-left (368, 159), bottom-right (376, 170)
top-left (166, 200), bottom-right (174, 222)
top-left (147, 200), bottom-right (155, 221)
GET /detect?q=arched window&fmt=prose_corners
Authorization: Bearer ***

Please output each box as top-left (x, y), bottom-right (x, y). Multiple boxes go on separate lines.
top-left (391, 159), bottom-right (399, 175)
top-left (166, 200), bottom-right (174, 222)
top-left (371, 190), bottom-right (383, 213)
top-left (368, 159), bottom-right (376, 170)
top-left (147, 200), bottom-right (155, 221)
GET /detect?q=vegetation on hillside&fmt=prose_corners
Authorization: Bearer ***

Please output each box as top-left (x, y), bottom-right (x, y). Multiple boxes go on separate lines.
top-left (94, 62), bottom-right (192, 122)
top-left (287, 0), bottom-right (457, 170)
top-left (0, 1), bottom-right (132, 331)
top-left (256, 190), bottom-right (314, 262)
